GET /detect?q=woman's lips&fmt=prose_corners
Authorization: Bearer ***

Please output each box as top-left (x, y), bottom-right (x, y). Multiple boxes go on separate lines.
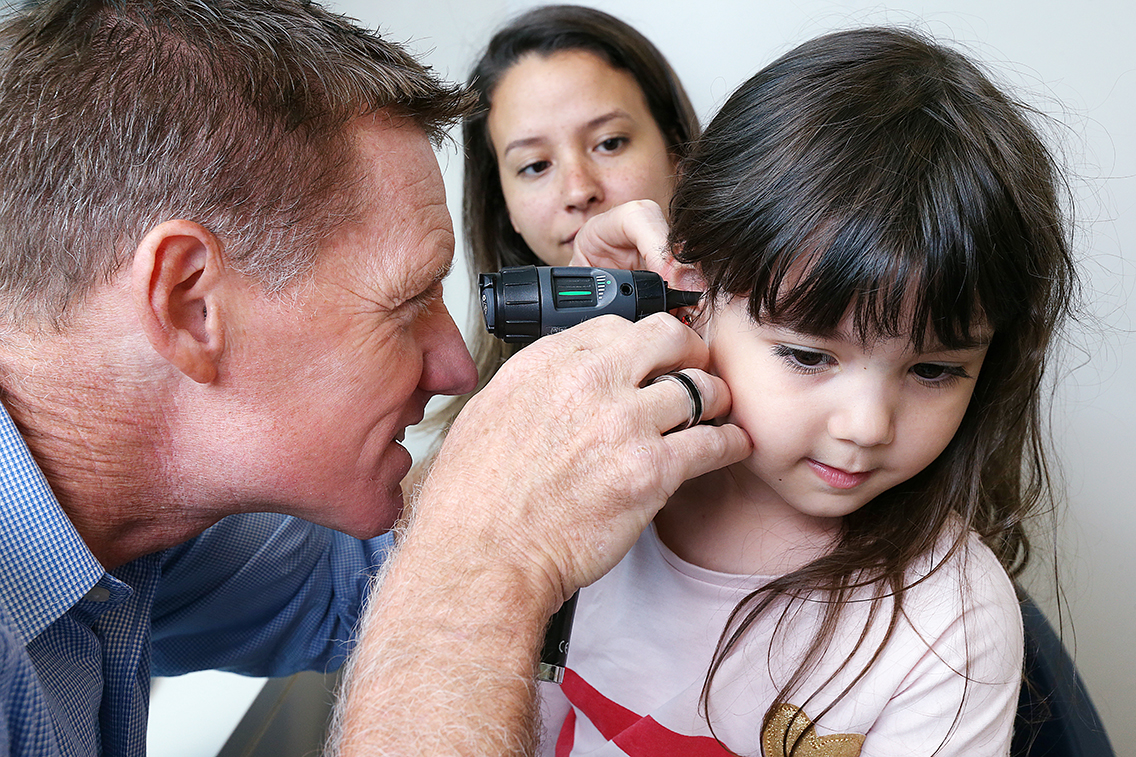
top-left (807, 459), bottom-right (874, 490)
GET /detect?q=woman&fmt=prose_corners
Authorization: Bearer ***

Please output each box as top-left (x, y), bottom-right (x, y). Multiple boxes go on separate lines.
top-left (461, 4), bottom-right (699, 385)
top-left (412, 5), bottom-right (698, 471)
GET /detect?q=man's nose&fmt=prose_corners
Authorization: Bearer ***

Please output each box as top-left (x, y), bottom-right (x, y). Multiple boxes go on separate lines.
top-left (417, 300), bottom-right (478, 397)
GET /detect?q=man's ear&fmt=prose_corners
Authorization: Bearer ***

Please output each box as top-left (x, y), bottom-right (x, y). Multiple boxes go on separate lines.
top-left (131, 220), bottom-right (226, 384)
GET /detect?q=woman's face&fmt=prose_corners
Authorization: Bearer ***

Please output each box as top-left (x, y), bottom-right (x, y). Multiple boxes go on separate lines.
top-left (487, 49), bottom-right (678, 266)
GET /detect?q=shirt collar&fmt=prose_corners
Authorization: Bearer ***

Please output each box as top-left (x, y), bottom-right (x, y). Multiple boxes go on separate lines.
top-left (0, 401), bottom-right (106, 643)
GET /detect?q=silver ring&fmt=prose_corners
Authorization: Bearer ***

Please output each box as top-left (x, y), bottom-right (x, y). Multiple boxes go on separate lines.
top-left (651, 371), bottom-right (704, 434)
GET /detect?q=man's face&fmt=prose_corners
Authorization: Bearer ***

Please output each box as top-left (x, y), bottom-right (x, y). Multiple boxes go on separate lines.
top-left (222, 116), bottom-right (477, 537)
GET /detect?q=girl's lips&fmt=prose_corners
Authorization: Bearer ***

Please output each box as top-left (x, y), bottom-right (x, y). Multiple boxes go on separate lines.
top-left (807, 459), bottom-right (874, 490)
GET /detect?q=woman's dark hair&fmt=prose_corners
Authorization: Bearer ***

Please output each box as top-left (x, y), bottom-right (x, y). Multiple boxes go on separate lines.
top-left (421, 5), bottom-right (699, 444)
top-left (669, 27), bottom-right (1075, 753)
top-left (465, 4), bottom-right (698, 274)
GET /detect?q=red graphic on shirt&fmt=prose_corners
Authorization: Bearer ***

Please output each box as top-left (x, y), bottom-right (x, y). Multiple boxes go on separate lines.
top-left (556, 668), bottom-right (737, 756)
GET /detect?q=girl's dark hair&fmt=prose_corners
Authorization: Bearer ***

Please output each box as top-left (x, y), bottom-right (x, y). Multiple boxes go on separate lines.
top-left (669, 27), bottom-right (1075, 753)
top-left (422, 4), bottom-right (699, 442)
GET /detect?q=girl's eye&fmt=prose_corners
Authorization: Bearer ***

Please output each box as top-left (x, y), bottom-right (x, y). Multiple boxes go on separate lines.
top-left (518, 159), bottom-right (551, 177)
top-left (596, 136), bottom-right (628, 153)
top-left (911, 362), bottom-right (970, 386)
top-left (772, 344), bottom-right (834, 374)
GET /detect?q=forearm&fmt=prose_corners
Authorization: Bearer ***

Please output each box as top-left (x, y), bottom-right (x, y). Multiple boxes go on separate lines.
top-left (330, 308), bottom-right (750, 754)
top-left (329, 513), bottom-right (557, 756)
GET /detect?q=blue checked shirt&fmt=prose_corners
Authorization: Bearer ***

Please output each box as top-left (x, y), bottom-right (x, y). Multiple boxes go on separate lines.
top-left (0, 403), bottom-right (394, 756)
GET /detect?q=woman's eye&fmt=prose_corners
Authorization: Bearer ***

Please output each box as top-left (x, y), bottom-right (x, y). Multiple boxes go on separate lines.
top-left (597, 136), bottom-right (628, 153)
top-left (772, 344), bottom-right (833, 373)
top-left (519, 159), bottom-right (551, 176)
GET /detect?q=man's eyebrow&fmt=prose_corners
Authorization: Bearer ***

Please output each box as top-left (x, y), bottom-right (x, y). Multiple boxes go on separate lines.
top-left (430, 260), bottom-right (453, 285)
top-left (502, 110), bottom-right (633, 157)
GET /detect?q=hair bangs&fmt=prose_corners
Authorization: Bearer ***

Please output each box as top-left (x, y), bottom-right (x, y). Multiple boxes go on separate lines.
top-left (756, 209), bottom-right (990, 353)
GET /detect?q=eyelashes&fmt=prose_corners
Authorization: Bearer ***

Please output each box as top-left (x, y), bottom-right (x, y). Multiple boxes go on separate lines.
top-left (909, 363), bottom-right (972, 387)
top-left (514, 135), bottom-right (631, 177)
top-left (771, 344), bottom-right (832, 374)
top-left (770, 344), bottom-right (973, 388)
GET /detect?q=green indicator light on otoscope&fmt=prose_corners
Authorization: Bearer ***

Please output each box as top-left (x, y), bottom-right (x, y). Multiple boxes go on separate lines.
top-left (559, 290), bottom-right (592, 296)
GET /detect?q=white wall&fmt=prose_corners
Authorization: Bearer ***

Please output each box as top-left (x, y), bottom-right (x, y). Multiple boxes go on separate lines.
top-left (336, 0), bottom-right (1136, 752)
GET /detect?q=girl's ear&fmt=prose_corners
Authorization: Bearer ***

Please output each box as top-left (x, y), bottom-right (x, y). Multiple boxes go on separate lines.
top-left (664, 261), bottom-right (706, 294)
top-left (654, 243), bottom-right (706, 293)
top-left (653, 247), bottom-right (709, 334)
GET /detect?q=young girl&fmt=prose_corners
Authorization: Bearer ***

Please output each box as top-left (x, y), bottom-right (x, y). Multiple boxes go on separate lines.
top-left (540, 27), bottom-right (1075, 756)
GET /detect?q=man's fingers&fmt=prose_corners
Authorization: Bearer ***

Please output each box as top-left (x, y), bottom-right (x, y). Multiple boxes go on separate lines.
top-left (544, 311), bottom-right (708, 383)
top-left (641, 366), bottom-right (752, 497)
top-left (643, 368), bottom-right (727, 435)
top-left (662, 422), bottom-right (752, 483)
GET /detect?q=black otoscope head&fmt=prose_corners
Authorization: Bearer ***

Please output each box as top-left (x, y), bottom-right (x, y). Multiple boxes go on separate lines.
top-left (479, 265), bottom-right (702, 343)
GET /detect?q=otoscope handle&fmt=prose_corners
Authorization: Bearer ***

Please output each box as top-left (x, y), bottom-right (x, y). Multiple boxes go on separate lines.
top-left (537, 591), bottom-right (579, 684)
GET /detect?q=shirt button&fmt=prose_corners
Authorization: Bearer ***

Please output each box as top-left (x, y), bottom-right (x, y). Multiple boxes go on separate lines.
top-left (84, 586), bottom-right (111, 603)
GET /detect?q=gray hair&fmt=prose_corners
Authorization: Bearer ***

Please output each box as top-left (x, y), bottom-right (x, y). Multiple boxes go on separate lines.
top-left (0, 0), bottom-right (473, 331)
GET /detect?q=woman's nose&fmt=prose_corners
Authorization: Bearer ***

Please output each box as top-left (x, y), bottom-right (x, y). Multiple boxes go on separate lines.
top-left (561, 159), bottom-right (603, 210)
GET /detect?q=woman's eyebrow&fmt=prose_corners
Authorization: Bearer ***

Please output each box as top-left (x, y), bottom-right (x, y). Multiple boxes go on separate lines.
top-left (583, 109), bottom-right (633, 131)
top-left (502, 135), bottom-right (545, 156)
top-left (502, 110), bottom-right (634, 156)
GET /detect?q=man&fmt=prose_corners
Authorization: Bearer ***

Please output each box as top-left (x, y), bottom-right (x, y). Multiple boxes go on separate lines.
top-left (0, 0), bottom-right (748, 755)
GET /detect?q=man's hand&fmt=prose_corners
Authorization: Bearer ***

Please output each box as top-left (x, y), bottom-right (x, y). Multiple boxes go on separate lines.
top-left (332, 200), bottom-right (748, 757)
top-left (422, 312), bottom-right (748, 605)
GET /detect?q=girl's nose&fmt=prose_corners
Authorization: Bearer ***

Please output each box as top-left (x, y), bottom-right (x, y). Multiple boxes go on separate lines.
top-left (828, 390), bottom-right (896, 448)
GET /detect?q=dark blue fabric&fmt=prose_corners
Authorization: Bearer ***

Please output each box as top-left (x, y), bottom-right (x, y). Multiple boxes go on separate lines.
top-left (0, 401), bottom-right (393, 756)
top-left (1012, 592), bottom-right (1114, 757)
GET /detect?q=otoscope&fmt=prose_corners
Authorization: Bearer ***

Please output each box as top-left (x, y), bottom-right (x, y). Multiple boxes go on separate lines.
top-left (479, 264), bottom-right (702, 343)
top-left (478, 265), bottom-right (702, 683)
